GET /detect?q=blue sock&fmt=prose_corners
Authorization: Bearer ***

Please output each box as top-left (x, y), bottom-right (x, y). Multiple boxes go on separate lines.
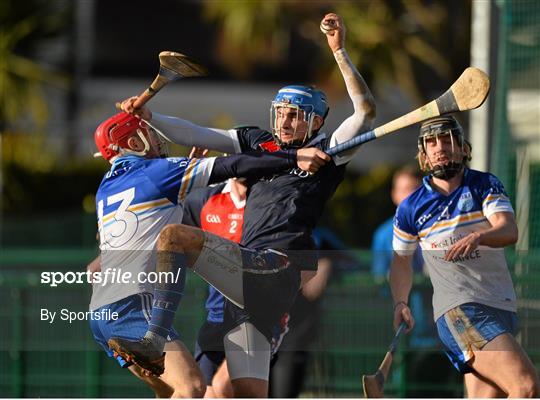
top-left (147, 251), bottom-right (187, 340)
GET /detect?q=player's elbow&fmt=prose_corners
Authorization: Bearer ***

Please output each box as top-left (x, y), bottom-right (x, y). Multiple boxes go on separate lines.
top-left (364, 96), bottom-right (376, 120)
top-left (344, 120), bottom-right (371, 147)
top-left (507, 224), bottom-right (519, 245)
top-left (300, 270), bottom-right (316, 288)
top-left (501, 218), bottom-right (519, 246)
top-left (350, 94), bottom-right (376, 122)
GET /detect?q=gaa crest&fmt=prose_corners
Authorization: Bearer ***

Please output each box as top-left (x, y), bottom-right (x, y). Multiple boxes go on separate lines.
top-left (457, 192), bottom-right (473, 212)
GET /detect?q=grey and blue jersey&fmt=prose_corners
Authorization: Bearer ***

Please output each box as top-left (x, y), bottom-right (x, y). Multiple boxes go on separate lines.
top-left (393, 168), bottom-right (517, 320)
top-left (90, 155), bottom-right (215, 311)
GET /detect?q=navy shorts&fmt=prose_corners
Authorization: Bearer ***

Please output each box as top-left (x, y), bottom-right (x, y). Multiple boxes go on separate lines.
top-left (194, 321), bottom-right (226, 384)
top-left (90, 292), bottom-right (180, 367)
top-left (228, 248), bottom-right (300, 342)
top-left (436, 302), bottom-right (517, 374)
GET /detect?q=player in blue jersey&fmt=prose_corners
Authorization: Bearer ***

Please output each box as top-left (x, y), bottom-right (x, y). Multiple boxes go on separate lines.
top-left (113, 13), bottom-right (376, 397)
top-left (372, 166), bottom-right (423, 283)
top-left (390, 115), bottom-right (539, 397)
top-left (89, 112), bottom-right (327, 396)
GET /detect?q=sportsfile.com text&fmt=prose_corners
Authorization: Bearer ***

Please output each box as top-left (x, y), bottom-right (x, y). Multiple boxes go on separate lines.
top-left (40, 268), bottom-right (184, 287)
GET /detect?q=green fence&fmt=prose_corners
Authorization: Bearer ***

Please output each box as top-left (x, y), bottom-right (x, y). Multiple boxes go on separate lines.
top-left (492, 0), bottom-right (540, 250)
top-left (1, 3), bottom-right (539, 396)
top-left (0, 250), bottom-right (208, 398)
top-left (487, 2), bottom-right (540, 388)
top-left (2, 248), bottom-right (540, 398)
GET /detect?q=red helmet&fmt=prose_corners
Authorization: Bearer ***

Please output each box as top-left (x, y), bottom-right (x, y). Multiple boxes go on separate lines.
top-left (94, 112), bottom-right (142, 161)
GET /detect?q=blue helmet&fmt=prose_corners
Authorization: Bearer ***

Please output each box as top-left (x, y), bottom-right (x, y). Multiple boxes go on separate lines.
top-left (270, 85), bottom-right (329, 147)
top-left (273, 85), bottom-right (329, 119)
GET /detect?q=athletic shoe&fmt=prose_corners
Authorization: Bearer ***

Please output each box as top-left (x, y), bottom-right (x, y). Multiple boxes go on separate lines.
top-left (108, 337), bottom-right (165, 376)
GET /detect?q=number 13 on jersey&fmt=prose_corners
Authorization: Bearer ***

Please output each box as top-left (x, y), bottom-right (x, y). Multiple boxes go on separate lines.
top-left (98, 187), bottom-right (139, 248)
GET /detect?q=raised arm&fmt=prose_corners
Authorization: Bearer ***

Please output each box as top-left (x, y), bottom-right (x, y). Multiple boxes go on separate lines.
top-left (119, 96), bottom-right (240, 154)
top-left (322, 13), bottom-right (376, 165)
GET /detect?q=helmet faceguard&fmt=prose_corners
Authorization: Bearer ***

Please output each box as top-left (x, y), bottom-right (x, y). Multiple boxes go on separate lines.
top-left (94, 112), bottom-right (168, 162)
top-left (417, 116), bottom-right (471, 180)
top-left (270, 86), bottom-right (329, 149)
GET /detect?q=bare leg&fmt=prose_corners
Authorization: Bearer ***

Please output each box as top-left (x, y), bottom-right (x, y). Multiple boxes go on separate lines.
top-left (203, 385), bottom-right (216, 399)
top-left (467, 333), bottom-right (539, 398)
top-left (211, 361), bottom-right (235, 398)
top-left (159, 225), bottom-right (245, 308)
top-left (127, 365), bottom-right (173, 398)
top-left (160, 340), bottom-right (206, 398)
top-left (464, 371), bottom-right (506, 398)
top-left (109, 225), bottom-right (245, 376)
top-left (231, 378), bottom-right (268, 398)
top-left (157, 224), bottom-right (206, 265)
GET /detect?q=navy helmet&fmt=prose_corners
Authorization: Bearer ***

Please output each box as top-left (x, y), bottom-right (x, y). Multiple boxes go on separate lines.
top-left (417, 115), bottom-right (471, 180)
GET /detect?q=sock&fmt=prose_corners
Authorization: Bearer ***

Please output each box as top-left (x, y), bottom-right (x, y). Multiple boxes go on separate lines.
top-left (143, 331), bottom-right (167, 352)
top-left (146, 251), bottom-right (187, 346)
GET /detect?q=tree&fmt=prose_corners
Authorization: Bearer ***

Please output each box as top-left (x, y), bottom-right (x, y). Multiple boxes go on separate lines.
top-left (0, 0), bottom-right (68, 131)
top-left (203, 0), bottom-right (470, 103)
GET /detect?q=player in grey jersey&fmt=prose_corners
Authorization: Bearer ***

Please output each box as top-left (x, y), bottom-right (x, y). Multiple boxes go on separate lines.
top-left (391, 116), bottom-right (539, 397)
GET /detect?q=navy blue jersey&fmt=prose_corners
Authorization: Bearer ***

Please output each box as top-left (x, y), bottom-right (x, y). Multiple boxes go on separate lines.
top-left (236, 128), bottom-right (346, 270)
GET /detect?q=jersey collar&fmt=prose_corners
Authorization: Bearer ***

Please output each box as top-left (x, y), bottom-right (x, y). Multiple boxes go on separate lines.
top-left (422, 168), bottom-right (470, 194)
top-left (110, 155), bottom-right (145, 173)
top-left (222, 179), bottom-right (246, 209)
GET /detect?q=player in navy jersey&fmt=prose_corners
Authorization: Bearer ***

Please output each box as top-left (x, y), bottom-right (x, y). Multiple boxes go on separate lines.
top-left (182, 178), bottom-right (244, 398)
top-left (114, 13), bottom-right (376, 397)
top-left (182, 174), bottom-right (288, 398)
top-left (89, 112), bottom-right (326, 396)
top-left (390, 115), bottom-right (539, 397)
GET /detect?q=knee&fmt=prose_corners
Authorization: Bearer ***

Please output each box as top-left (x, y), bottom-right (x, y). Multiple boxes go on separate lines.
top-left (171, 377), bottom-right (205, 398)
top-left (193, 379), bottom-right (206, 398)
top-left (522, 380), bottom-right (539, 398)
top-left (189, 369), bottom-right (207, 398)
top-left (157, 224), bottom-right (194, 252)
top-left (510, 376), bottom-right (540, 398)
top-left (171, 389), bottom-right (203, 399)
top-left (213, 378), bottom-right (233, 398)
top-left (157, 224), bottom-right (179, 251)
top-left (212, 383), bottom-right (227, 398)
